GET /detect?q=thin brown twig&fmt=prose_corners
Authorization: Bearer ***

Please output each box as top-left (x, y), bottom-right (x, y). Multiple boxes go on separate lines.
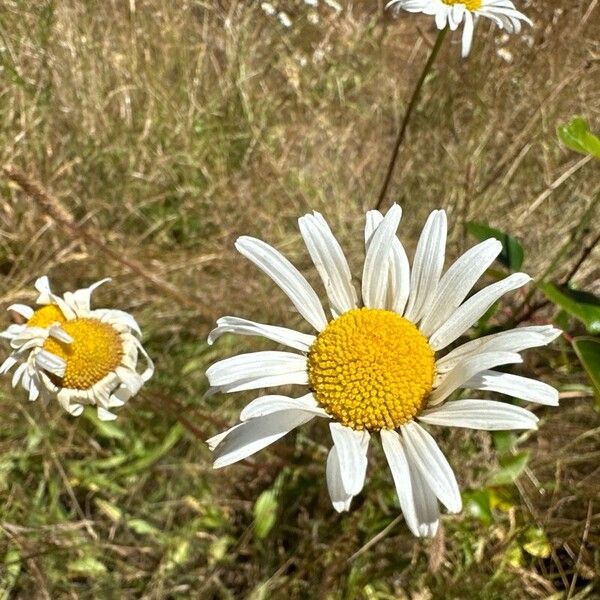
top-left (2, 164), bottom-right (203, 312)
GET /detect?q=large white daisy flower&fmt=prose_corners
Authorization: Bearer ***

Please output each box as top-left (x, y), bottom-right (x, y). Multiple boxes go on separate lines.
top-left (205, 206), bottom-right (560, 537)
top-left (386, 0), bottom-right (532, 58)
top-left (1, 276), bottom-right (154, 421)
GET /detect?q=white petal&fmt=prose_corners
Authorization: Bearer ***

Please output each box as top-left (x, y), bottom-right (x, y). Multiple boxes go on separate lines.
top-left (420, 239), bottom-right (502, 336)
top-left (461, 9), bottom-right (475, 57)
top-left (208, 316), bottom-right (315, 352)
top-left (401, 421), bottom-right (461, 513)
top-left (362, 204), bottom-right (402, 309)
top-left (48, 325), bottom-right (73, 344)
top-left (329, 422), bottom-right (369, 495)
top-left (404, 210), bottom-right (447, 323)
top-left (206, 351), bottom-right (308, 394)
top-left (0, 324), bottom-right (26, 340)
top-left (326, 445), bottom-right (353, 512)
top-left (68, 278), bottom-right (111, 314)
top-left (299, 212), bottom-right (358, 315)
top-left (364, 210), bottom-right (410, 314)
top-left (430, 351), bottom-right (522, 405)
top-left (12, 362), bottom-right (27, 388)
top-left (381, 429), bottom-right (423, 536)
top-left (235, 236), bottom-right (327, 331)
top-left (407, 459), bottom-right (440, 537)
top-left (92, 309), bottom-right (142, 336)
top-left (0, 355), bottom-right (18, 375)
top-left (97, 407), bottom-right (118, 421)
top-left (240, 393), bottom-right (329, 420)
top-left (463, 370), bottom-right (559, 406)
top-left (419, 399), bottom-right (538, 430)
top-left (35, 349), bottom-right (67, 377)
top-left (7, 304), bottom-right (34, 319)
top-left (429, 273), bottom-right (531, 351)
top-left (210, 410), bottom-right (315, 468)
top-left (34, 276), bottom-right (52, 304)
top-left (436, 325), bottom-right (561, 373)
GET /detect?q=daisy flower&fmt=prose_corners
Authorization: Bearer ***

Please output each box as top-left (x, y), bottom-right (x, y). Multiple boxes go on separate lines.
top-left (205, 205), bottom-right (560, 537)
top-left (1, 276), bottom-right (154, 421)
top-left (386, 0), bottom-right (532, 58)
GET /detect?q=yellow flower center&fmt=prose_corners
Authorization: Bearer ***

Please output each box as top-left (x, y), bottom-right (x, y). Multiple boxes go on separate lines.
top-left (26, 304), bottom-right (66, 328)
top-left (42, 318), bottom-right (123, 390)
top-left (307, 308), bottom-right (435, 431)
top-left (442, 0), bottom-right (482, 10)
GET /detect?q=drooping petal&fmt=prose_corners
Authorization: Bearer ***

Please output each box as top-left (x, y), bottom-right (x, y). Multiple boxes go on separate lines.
top-left (326, 445), bottom-right (354, 512)
top-left (235, 236), bottom-right (327, 331)
top-left (419, 399), bottom-right (538, 430)
top-left (299, 212), bottom-right (358, 316)
top-left (461, 9), bottom-right (475, 57)
top-left (210, 410), bottom-right (316, 468)
top-left (401, 421), bottom-right (461, 513)
top-left (34, 349), bottom-right (67, 377)
top-left (7, 304), bottom-right (34, 320)
top-left (381, 429), bottom-right (439, 537)
top-left (329, 422), bottom-right (370, 496)
top-left (208, 316), bottom-right (315, 352)
top-left (429, 273), bottom-right (531, 351)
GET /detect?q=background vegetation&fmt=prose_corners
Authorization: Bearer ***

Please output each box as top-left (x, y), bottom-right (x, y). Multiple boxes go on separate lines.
top-left (0, 1), bottom-right (599, 598)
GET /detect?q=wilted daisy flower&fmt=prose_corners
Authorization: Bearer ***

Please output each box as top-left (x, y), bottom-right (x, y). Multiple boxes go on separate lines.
top-left (386, 0), bottom-right (532, 58)
top-left (206, 205), bottom-right (560, 537)
top-left (1, 276), bottom-right (153, 421)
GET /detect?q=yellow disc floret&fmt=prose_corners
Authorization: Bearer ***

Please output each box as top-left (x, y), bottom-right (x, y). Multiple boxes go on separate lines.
top-left (308, 308), bottom-right (435, 431)
top-left (27, 304), bottom-right (66, 328)
top-left (43, 318), bottom-right (123, 390)
top-left (442, 0), bottom-right (482, 10)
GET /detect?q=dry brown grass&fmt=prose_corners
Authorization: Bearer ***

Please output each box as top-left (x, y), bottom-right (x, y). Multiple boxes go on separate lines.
top-left (0, 0), bottom-right (599, 598)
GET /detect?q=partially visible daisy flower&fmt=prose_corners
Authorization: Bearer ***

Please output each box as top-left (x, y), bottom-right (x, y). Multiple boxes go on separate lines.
top-left (386, 0), bottom-right (532, 58)
top-left (205, 205), bottom-right (560, 537)
top-left (1, 276), bottom-right (154, 421)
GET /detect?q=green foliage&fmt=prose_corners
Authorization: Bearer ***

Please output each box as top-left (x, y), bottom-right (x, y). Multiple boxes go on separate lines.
top-left (558, 116), bottom-right (600, 159)
top-left (466, 221), bottom-right (524, 271)
top-left (539, 283), bottom-right (600, 334)
top-left (572, 337), bottom-right (600, 400)
top-left (487, 451), bottom-right (529, 486)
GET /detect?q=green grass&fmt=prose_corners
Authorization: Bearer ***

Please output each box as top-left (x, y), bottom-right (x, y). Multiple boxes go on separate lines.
top-left (0, 0), bottom-right (599, 597)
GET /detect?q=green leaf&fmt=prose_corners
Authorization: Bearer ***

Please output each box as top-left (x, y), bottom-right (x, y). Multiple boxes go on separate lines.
top-left (127, 518), bottom-right (163, 538)
top-left (466, 221), bottom-right (524, 271)
top-left (68, 557), bottom-right (107, 578)
top-left (463, 489), bottom-right (493, 525)
top-left (83, 408), bottom-right (126, 440)
top-left (539, 283), bottom-right (600, 334)
top-left (572, 337), bottom-right (600, 398)
top-left (253, 488), bottom-right (278, 540)
top-left (488, 451), bottom-right (529, 486)
top-left (558, 117), bottom-right (600, 159)
top-left (523, 527), bottom-right (551, 558)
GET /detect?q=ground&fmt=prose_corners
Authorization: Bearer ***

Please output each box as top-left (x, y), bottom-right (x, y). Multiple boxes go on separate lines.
top-left (0, 1), bottom-right (599, 598)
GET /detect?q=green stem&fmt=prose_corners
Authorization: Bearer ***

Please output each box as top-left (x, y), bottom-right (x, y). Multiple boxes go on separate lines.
top-left (375, 28), bottom-right (448, 210)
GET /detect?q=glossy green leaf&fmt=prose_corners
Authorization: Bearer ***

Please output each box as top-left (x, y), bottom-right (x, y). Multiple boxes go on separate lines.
top-left (539, 283), bottom-right (600, 334)
top-left (488, 451), bottom-right (529, 486)
top-left (466, 221), bottom-right (524, 271)
top-left (572, 337), bottom-right (600, 398)
top-left (558, 117), bottom-right (600, 159)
